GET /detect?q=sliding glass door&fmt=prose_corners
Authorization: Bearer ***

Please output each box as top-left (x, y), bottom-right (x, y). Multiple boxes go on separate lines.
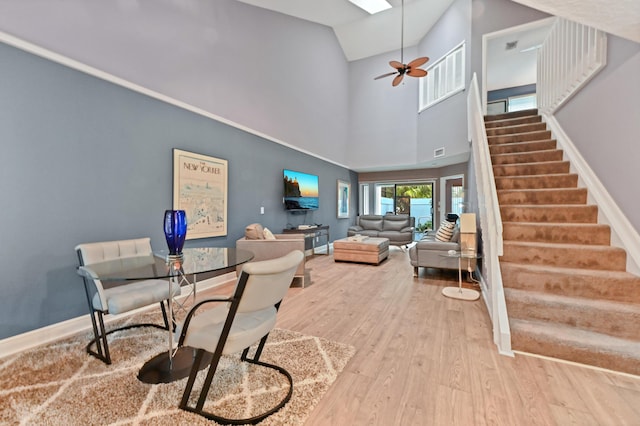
top-left (374, 182), bottom-right (434, 240)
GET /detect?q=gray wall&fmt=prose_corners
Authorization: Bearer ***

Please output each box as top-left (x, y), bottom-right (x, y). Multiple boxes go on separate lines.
top-left (347, 0), bottom-right (473, 171)
top-left (487, 83), bottom-right (536, 101)
top-left (416, 0), bottom-right (472, 165)
top-left (0, 0), bottom-right (351, 166)
top-left (555, 35), bottom-right (640, 232)
top-left (347, 46), bottom-right (421, 170)
top-left (0, 42), bottom-right (355, 339)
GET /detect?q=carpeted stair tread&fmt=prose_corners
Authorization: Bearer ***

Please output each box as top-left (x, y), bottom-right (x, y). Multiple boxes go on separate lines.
top-left (509, 318), bottom-right (640, 375)
top-left (489, 110), bottom-right (638, 375)
top-left (500, 204), bottom-right (598, 223)
top-left (505, 288), bottom-right (640, 340)
top-left (491, 149), bottom-right (564, 165)
top-left (501, 241), bottom-right (627, 271)
top-left (494, 173), bottom-right (578, 190)
top-left (484, 114), bottom-right (542, 128)
top-left (485, 109), bottom-right (538, 122)
top-left (489, 139), bottom-right (557, 155)
top-left (486, 122), bottom-right (548, 136)
top-left (493, 160), bottom-right (570, 176)
top-left (498, 187), bottom-right (587, 205)
top-left (500, 262), bottom-right (640, 303)
top-left (502, 222), bottom-right (611, 245)
top-left (488, 130), bottom-right (552, 144)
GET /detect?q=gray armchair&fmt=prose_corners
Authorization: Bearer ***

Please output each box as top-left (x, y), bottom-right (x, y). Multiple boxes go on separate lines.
top-left (236, 224), bottom-right (308, 286)
top-left (177, 250), bottom-right (304, 423)
top-left (75, 237), bottom-right (180, 364)
top-left (409, 224), bottom-right (477, 277)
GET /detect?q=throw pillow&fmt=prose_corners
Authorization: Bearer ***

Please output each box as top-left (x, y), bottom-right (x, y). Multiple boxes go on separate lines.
top-left (450, 227), bottom-right (460, 243)
top-left (245, 223), bottom-right (265, 240)
top-left (263, 227), bottom-right (276, 240)
top-left (435, 221), bottom-right (456, 242)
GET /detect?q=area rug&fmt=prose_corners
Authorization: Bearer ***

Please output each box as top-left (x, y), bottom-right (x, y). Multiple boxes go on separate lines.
top-left (0, 310), bottom-right (355, 425)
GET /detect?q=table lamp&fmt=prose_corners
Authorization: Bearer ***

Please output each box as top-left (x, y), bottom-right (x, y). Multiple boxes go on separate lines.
top-left (459, 213), bottom-right (477, 257)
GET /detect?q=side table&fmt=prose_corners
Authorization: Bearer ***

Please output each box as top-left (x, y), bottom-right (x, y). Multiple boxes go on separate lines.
top-left (282, 225), bottom-right (330, 255)
top-left (440, 252), bottom-right (481, 301)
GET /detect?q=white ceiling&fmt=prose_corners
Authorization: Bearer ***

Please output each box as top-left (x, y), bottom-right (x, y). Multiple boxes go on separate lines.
top-left (237, 0), bottom-right (639, 63)
top-left (236, 0), bottom-right (455, 61)
top-left (235, 0), bottom-right (639, 91)
top-left (511, 0), bottom-right (640, 44)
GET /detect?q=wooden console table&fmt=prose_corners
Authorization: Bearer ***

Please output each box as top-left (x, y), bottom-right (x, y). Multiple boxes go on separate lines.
top-left (282, 225), bottom-right (330, 255)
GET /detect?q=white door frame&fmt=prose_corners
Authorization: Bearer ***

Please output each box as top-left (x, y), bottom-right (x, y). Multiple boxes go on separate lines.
top-left (481, 17), bottom-right (556, 114)
top-left (439, 174), bottom-right (464, 224)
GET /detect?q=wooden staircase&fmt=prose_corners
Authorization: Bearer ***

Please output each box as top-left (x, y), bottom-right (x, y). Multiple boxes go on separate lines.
top-left (485, 109), bottom-right (640, 376)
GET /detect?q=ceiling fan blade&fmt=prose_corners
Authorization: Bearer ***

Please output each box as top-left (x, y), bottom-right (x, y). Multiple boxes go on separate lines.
top-left (408, 57), bottom-right (429, 68)
top-left (389, 60), bottom-right (405, 70)
top-left (407, 68), bottom-right (428, 77)
top-left (374, 71), bottom-right (398, 80)
top-left (376, 0), bottom-right (429, 88)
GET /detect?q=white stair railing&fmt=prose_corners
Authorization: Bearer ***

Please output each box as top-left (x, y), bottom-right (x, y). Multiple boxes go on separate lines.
top-left (468, 73), bottom-right (512, 355)
top-left (538, 17), bottom-right (607, 115)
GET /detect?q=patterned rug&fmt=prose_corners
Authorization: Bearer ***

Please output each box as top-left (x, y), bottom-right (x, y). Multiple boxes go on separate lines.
top-left (0, 311), bottom-right (355, 425)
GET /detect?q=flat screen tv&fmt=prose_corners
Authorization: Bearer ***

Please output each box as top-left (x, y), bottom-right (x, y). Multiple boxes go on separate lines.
top-left (283, 169), bottom-right (319, 211)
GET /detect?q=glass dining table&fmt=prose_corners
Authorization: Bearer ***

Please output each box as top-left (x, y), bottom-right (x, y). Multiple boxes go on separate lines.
top-left (77, 247), bottom-right (253, 384)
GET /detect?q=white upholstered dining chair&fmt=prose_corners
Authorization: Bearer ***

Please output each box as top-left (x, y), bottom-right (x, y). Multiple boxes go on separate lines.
top-left (75, 237), bottom-right (180, 364)
top-left (177, 250), bottom-right (304, 424)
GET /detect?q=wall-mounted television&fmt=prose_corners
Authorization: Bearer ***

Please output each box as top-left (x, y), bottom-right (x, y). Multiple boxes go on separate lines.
top-left (283, 169), bottom-right (319, 211)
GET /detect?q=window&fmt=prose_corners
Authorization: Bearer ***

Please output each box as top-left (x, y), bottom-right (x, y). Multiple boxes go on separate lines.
top-left (359, 183), bottom-right (370, 215)
top-left (508, 94), bottom-right (537, 112)
top-left (450, 184), bottom-right (464, 216)
top-left (419, 42), bottom-right (465, 111)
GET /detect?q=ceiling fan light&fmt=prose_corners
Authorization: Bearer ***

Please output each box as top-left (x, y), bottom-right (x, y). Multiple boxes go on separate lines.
top-left (348, 0), bottom-right (392, 15)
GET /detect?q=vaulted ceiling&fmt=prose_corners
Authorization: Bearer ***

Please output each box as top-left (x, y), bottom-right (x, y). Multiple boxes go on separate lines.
top-left (235, 0), bottom-right (456, 61)
top-left (235, 0), bottom-right (639, 61)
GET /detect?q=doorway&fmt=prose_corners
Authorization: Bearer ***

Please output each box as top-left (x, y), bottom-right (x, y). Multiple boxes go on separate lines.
top-left (440, 174), bottom-right (464, 225)
top-left (482, 18), bottom-right (554, 114)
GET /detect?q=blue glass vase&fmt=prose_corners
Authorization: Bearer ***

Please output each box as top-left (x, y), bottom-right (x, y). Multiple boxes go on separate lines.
top-left (163, 210), bottom-right (187, 255)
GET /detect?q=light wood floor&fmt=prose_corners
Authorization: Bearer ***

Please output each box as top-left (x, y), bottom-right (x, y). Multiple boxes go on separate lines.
top-left (205, 247), bottom-right (640, 425)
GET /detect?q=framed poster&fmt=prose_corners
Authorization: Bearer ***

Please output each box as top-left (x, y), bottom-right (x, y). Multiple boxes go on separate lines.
top-left (173, 149), bottom-right (228, 239)
top-left (337, 179), bottom-right (350, 219)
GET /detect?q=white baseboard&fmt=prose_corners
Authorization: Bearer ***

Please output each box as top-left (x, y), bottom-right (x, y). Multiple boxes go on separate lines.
top-left (0, 272), bottom-right (236, 359)
top-left (477, 267), bottom-right (514, 357)
top-left (544, 114), bottom-right (640, 276)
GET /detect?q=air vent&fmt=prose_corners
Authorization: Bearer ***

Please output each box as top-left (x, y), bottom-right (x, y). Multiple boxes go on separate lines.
top-left (434, 147), bottom-right (445, 158)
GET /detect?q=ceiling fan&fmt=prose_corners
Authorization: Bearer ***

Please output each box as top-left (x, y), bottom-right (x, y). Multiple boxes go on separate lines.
top-left (374, 0), bottom-right (429, 87)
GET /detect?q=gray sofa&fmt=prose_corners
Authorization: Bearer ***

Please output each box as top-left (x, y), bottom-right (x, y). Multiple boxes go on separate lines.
top-left (347, 214), bottom-right (415, 246)
top-left (408, 227), bottom-right (477, 276)
top-left (236, 224), bottom-right (309, 287)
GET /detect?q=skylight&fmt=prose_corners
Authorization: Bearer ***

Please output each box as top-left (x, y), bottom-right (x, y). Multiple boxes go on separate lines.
top-left (348, 0), bottom-right (392, 15)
